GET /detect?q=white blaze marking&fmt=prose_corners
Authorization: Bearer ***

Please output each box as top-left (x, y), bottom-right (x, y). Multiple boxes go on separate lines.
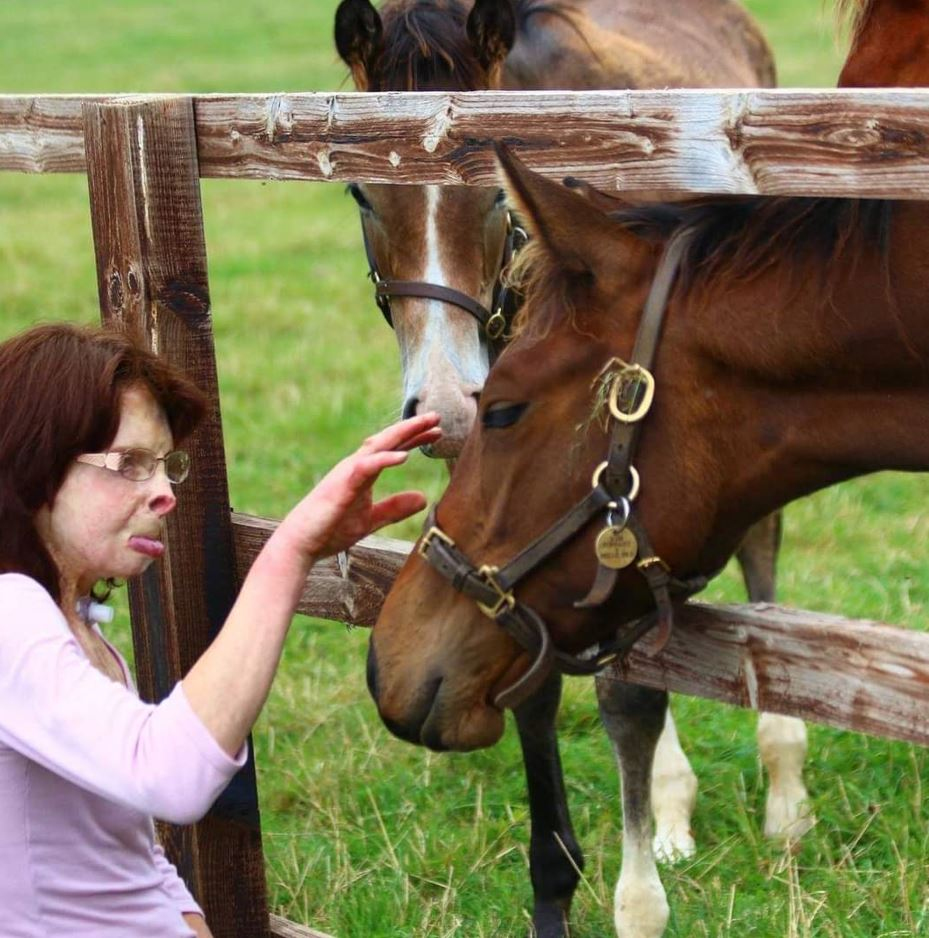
top-left (402, 186), bottom-right (487, 403)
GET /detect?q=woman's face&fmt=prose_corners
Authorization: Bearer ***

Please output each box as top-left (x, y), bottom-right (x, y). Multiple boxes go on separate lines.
top-left (37, 384), bottom-right (179, 598)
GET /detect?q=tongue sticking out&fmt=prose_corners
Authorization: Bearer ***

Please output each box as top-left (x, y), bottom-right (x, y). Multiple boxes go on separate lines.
top-left (129, 536), bottom-right (165, 558)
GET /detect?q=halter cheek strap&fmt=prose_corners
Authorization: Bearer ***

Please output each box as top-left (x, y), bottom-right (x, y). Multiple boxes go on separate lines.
top-left (417, 226), bottom-right (711, 710)
top-left (358, 207), bottom-right (527, 350)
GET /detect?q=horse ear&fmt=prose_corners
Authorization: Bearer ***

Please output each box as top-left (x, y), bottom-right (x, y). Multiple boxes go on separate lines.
top-left (334, 0), bottom-right (384, 91)
top-left (563, 177), bottom-right (637, 214)
top-left (564, 176), bottom-right (693, 211)
top-left (495, 143), bottom-right (633, 277)
top-left (467, 0), bottom-right (517, 78)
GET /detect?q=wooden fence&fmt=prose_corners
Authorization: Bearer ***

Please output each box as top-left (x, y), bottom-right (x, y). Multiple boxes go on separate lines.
top-left (3, 89), bottom-right (929, 937)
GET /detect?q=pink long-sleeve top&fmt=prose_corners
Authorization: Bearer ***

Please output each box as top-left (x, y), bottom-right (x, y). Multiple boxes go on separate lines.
top-left (0, 573), bottom-right (247, 937)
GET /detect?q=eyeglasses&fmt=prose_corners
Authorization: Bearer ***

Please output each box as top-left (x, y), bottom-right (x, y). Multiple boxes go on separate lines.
top-left (76, 448), bottom-right (191, 484)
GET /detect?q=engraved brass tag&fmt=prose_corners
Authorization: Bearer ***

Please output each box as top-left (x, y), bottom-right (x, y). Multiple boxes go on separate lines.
top-left (594, 525), bottom-right (638, 569)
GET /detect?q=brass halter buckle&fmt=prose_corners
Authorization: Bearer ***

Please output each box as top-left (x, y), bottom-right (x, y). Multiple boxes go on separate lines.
top-left (476, 565), bottom-right (516, 619)
top-left (607, 360), bottom-right (655, 424)
top-left (486, 309), bottom-right (506, 341)
top-left (418, 525), bottom-right (455, 558)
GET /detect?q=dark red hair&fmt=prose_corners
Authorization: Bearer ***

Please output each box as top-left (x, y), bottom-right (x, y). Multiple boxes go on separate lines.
top-left (0, 322), bottom-right (207, 604)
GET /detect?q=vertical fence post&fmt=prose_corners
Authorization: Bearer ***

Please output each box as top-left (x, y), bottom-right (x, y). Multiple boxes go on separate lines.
top-left (82, 95), bottom-right (270, 938)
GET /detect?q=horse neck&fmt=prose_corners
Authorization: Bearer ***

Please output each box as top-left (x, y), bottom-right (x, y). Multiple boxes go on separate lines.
top-left (667, 201), bottom-right (929, 532)
top-left (839, 0), bottom-right (929, 86)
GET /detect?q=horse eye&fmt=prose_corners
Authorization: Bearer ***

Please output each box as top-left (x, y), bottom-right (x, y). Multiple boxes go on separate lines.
top-left (494, 188), bottom-right (507, 207)
top-left (482, 402), bottom-right (529, 429)
top-left (347, 183), bottom-right (373, 212)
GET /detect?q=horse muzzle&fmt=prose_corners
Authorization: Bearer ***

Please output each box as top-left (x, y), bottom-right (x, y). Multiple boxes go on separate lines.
top-left (366, 634), bottom-right (508, 752)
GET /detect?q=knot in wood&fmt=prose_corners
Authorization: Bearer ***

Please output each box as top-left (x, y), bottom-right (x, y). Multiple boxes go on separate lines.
top-left (160, 281), bottom-right (210, 322)
top-left (108, 272), bottom-right (125, 311)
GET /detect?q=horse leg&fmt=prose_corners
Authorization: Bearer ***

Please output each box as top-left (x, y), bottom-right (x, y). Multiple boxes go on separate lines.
top-left (513, 671), bottom-right (583, 938)
top-left (650, 707), bottom-right (697, 862)
top-left (757, 712), bottom-right (815, 841)
top-left (735, 512), bottom-right (815, 842)
top-left (596, 676), bottom-right (669, 938)
top-left (647, 512), bottom-right (785, 864)
top-left (734, 511), bottom-right (783, 604)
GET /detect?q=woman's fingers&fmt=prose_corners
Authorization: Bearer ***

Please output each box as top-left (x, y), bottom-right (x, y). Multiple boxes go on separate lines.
top-left (368, 491), bottom-right (430, 531)
top-left (358, 412), bottom-right (441, 455)
top-left (402, 427), bottom-right (443, 451)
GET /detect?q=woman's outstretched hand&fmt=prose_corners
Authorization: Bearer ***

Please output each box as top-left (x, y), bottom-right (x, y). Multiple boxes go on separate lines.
top-left (277, 412), bottom-right (442, 562)
top-left (182, 413), bottom-right (442, 758)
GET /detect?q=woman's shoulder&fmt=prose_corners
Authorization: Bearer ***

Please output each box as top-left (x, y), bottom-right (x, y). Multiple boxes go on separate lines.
top-left (0, 574), bottom-right (63, 627)
top-left (0, 573), bottom-right (56, 603)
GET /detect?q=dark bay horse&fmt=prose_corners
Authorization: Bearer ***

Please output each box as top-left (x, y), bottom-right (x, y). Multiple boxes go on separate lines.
top-left (334, 2), bottom-right (805, 936)
top-left (369, 1), bottom-right (928, 934)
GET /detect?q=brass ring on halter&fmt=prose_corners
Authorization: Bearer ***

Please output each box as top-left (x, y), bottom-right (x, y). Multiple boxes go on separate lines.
top-left (608, 363), bottom-right (655, 423)
top-left (486, 310), bottom-right (506, 340)
top-left (591, 462), bottom-right (640, 501)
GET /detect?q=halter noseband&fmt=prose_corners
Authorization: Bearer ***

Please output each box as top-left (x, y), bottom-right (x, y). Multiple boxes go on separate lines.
top-left (358, 207), bottom-right (527, 347)
top-left (417, 226), bottom-right (711, 710)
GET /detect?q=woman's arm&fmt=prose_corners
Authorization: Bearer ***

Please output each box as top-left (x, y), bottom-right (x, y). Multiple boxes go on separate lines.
top-left (183, 912), bottom-right (213, 937)
top-left (181, 413), bottom-right (440, 757)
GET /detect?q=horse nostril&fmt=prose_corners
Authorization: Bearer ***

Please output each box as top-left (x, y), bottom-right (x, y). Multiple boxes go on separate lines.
top-left (402, 397), bottom-right (419, 421)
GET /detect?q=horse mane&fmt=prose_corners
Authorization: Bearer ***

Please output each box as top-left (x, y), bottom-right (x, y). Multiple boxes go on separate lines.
top-left (376, 0), bottom-right (575, 90)
top-left (614, 196), bottom-right (892, 293)
top-left (834, 0), bottom-right (873, 43)
top-left (508, 196), bottom-right (894, 338)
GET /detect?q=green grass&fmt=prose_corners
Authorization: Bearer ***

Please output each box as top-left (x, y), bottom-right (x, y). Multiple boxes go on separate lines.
top-left (1, 1), bottom-right (928, 936)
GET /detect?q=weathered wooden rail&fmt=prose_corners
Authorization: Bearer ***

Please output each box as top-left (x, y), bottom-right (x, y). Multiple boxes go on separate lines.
top-left (4, 89), bottom-right (929, 937)
top-left (236, 515), bottom-right (929, 748)
top-left (5, 89), bottom-right (929, 196)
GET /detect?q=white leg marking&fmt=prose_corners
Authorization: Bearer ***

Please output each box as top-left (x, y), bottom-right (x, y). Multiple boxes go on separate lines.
top-left (615, 828), bottom-right (669, 938)
top-left (651, 707), bottom-right (698, 863)
top-left (757, 712), bottom-right (815, 842)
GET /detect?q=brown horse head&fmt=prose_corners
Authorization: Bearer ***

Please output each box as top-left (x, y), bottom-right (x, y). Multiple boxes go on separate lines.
top-left (368, 150), bottom-right (711, 751)
top-left (336, 0), bottom-right (516, 458)
top-left (334, 0), bottom-right (775, 460)
top-left (370, 129), bottom-right (929, 750)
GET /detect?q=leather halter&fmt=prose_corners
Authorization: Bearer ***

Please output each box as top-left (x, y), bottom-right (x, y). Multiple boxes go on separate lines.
top-left (417, 226), bottom-right (711, 710)
top-left (358, 206), bottom-right (527, 346)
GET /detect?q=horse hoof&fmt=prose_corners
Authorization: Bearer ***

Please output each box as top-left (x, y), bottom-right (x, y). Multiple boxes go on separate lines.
top-left (531, 901), bottom-right (570, 938)
top-left (614, 875), bottom-right (669, 938)
top-left (764, 785), bottom-right (816, 843)
top-left (653, 825), bottom-right (696, 864)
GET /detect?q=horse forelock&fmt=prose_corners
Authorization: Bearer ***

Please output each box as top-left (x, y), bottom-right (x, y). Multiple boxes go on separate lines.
top-left (374, 0), bottom-right (575, 90)
top-left (505, 239), bottom-right (582, 340)
top-left (378, 0), bottom-right (485, 90)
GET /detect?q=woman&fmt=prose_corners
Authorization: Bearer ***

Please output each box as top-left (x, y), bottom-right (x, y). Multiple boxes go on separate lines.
top-left (0, 322), bottom-right (441, 938)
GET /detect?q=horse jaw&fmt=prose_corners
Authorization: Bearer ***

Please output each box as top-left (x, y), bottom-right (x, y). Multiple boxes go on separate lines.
top-left (370, 558), bottom-right (520, 751)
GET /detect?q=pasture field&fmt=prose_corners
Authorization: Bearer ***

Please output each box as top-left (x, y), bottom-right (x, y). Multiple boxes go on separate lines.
top-left (1, 2), bottom-right (927, 936)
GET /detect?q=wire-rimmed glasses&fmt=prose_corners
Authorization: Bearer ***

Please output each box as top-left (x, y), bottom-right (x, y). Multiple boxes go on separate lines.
top-left (76, 448), bottom-right (191, 484)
